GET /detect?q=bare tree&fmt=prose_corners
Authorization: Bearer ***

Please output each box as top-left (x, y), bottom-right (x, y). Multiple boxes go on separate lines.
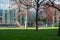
top-left (10, 0), bottom-right (45, 30)
top-left (46, 0), bottom-right (60, 11)
top-left (10, 0), bottom-right (32, 29)
top-left (9, 0), bottom-right (22, 27)
top-left (32, 0), bottom-right (45, 31)
top-left (10, 0), bottom-right (60, 31)
top-left (33, 0), bottom-right (60, 31)
top-left (45, 0), bottom-right (60, 36)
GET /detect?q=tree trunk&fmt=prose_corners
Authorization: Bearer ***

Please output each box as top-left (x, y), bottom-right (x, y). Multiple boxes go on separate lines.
top-left (52, 16), bottom-right (54, 27)
top-left (36, 0), bottom-right (39, 31)
top-left (16, 16), bottom-right (21, 27)
top-left (58, 20), bottom-right (60, 36)
top-left (16, 21), bottom-right (21, 27)
top-left (25, 8), bottom-right (28, 29)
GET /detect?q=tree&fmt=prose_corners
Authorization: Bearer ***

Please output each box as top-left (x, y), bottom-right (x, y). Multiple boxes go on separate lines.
top-left (45, 0), bottom-right (60, 36)
top-left (9, 0), bottom-right (22, 27)
top-left (32, 0), bottom-right (45, 31)
top-left (34, 0), bottom-right (60, 31)
top-left (10, 0), bottom-right (45, 30)
top-left (35, 0), bottom-right (39, 31)
top-left (10, 0), bottom-right (32, 29)
top-left (10, 0), bottom-right (60, 31)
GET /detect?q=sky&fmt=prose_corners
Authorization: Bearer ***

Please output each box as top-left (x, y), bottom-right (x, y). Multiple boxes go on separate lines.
top-left (55, 0), bottom-right (60, 4)
top-left (0, 0), bottom-right (60, 10)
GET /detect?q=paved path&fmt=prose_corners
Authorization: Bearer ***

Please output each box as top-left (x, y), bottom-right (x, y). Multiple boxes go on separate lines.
top-left (0, 27), bottom-right (58, 29)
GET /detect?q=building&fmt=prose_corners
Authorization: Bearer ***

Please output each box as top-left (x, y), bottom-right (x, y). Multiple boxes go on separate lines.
top-left (0, 0), bottom-right (17, 26)
top-left (54, 9), bottom-right (60, 23)
top-left (0, 9), bottom-right (17, 26)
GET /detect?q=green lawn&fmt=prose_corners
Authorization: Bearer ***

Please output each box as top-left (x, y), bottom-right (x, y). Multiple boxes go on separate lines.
top-left (0, 29), bottom-right (60, 40)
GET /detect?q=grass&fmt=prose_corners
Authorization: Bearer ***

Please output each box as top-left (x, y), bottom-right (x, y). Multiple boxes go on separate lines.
top-left (0, 29), bottom-right (60, 40)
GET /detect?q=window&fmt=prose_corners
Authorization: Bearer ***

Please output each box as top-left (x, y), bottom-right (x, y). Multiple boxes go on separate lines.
top-left (9, 10), bottom-right (13, 23)
top-left (0, 9), bottom-right (3, 16)
top-left (0, 18), bottom-right (2, 23)
top-left (54, 17), bottom-right (57, 23)
top-left (13, 10), bottom-right (16, 17)
top-left (5, 10), bottom-right (8, 23)
top-left (54, 10), bottom-right (56, 16)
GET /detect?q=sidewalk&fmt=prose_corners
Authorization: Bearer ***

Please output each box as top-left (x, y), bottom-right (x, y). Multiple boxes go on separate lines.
top-left (0, 27), bottom-right (58, 29)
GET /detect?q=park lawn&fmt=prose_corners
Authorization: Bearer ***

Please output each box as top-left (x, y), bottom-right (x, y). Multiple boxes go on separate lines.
top-left (0, 29), bottom-right (60, 40)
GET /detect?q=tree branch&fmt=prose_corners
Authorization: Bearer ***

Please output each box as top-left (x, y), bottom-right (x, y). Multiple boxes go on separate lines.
top-left (39, 0), bottom-right (44, 6)
top-left (46, 0), bottom-right (60, 11)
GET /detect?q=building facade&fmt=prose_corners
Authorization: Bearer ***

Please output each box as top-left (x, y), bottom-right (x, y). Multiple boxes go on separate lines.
top-left (0, 9), bottom-right (17, 26)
